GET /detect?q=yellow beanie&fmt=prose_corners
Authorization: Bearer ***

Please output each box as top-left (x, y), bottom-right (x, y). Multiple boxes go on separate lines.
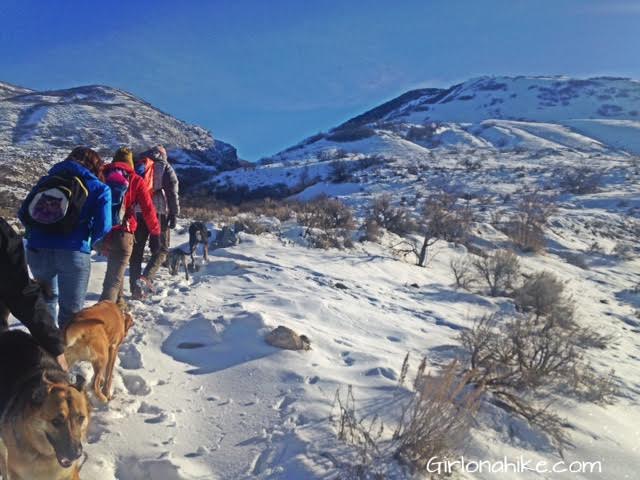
top-left (113, 147), bottom-right (134, 168)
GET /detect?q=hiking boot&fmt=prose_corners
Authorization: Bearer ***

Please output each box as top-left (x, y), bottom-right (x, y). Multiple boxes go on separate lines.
top-left (131, 288), bottom-right (144, 301)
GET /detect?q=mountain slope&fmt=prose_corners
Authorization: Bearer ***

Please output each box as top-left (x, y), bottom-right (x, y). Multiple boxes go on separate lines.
top-left (204, 76), bottom-right (640, 202)
top-left (0, 83), bottom-right (240, 210)
top-left (0, 81), bottom-right (33, 99)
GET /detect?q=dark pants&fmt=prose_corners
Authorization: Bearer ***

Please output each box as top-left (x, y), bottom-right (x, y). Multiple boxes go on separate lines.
top-left (0, 301), bottom-right (9, 332)
top-left (129, 213), bottom-right (170, 294)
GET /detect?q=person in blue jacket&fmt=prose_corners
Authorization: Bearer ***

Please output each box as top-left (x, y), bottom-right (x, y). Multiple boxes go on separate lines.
top-left (19, 147), bottom-right (112, 328)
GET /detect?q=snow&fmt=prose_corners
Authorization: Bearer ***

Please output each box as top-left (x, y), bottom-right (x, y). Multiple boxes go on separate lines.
top-left (7, 196), bottom-right (635, 479)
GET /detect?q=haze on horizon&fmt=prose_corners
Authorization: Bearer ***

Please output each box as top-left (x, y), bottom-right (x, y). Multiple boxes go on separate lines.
top-left (1, 0), bottom-right (638, 160)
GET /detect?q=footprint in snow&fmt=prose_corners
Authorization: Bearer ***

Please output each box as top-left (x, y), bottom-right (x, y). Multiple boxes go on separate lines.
top-left (122, 374), bottom-right (151, 396)
top-left (341, 351), bottom-right (355, 366)
top-left (118, 343), bottom-right (143, 369)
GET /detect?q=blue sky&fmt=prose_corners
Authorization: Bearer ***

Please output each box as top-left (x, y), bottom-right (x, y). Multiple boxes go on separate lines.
top-left (0, 0), bottom-right (638, 160)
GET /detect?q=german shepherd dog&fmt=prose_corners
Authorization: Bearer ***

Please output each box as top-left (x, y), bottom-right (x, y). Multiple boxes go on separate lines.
top-left (167, 248), bottom-right (190, 281)
top-left (188, 221), bottom-right (211, 264)
top-left (0, 330), bottom-right (89, 480)
top-left (64, 302), bottom-right (134, 403)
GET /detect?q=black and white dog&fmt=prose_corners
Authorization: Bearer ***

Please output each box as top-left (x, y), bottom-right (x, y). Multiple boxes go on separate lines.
top-left (188, 222), bottom-right (211, 264)
top-left (166, 223), bottom-right (211, 281)
top-left (166, 248), bottom-right (190, 280)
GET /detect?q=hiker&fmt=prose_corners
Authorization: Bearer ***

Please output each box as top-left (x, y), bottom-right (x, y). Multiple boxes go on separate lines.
top-left (0, 217), bottom-right (67, 368)
top-left (19, 146), bottom-right (112, 328)
top-left (129, 145), bottom-right (180, 299)
top-left (99, 147), bottom-right (161, 305)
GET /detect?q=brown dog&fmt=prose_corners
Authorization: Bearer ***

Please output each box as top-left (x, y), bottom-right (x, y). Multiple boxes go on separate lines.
top-left (0, 331), bottom-right (90, 480)
top-left (64, 301), bottom-right (134, 403)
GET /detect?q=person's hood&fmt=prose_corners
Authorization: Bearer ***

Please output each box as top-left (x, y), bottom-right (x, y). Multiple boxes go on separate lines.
top-left (147, 145), bottom-right (168, 164)
top-left (49, 159), bottom-right (100, 182)
top-left (104, 161), bottom-right (135, 176)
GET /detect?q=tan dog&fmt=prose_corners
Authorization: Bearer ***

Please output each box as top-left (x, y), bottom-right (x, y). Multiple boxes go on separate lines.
top-left (0, 331), bottom-right (90, 480)
top-left (64, 301), bottom-right (134, 403)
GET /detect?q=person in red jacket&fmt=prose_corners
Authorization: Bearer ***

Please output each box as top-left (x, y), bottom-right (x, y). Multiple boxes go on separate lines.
top-left (99, 147), bottom-right (161, 305)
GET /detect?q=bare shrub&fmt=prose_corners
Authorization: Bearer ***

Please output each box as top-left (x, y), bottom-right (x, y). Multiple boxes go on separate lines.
top-left (366, 194), bottom-right (417, 236)
top-left (416, 192), bottom-right (474, 267)
top-left (233, 216), bottom-right (270, 235)
top-left (393, 361), bottom-right (482, 473)
top-left (361, 217), bottom-right (382, 242)
top-left (503, 193), bottom-right (556, 252)
top-left (515, 271), bottom-right (570, 320)
top-left (330, 160), bottom-right (353, 182)
top-left (332, 386), bottom-right (386, 478)
top-left (460, 313), bottom-right (616, 450)
top-left (299, 196), bottom-right (355, 231)
top-left (331, 359), bottom-right (480, 478)
top-left (299, 197), bottom-right (355, 250)
top-left (472, 249), bottom-right (520, 297)
top-left (559, 167), bottom-right (603, 194)
top-left (449, 256), bottom-right (476, 290)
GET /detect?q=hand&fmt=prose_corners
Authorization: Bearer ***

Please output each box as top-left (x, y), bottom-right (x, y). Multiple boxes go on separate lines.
top-left (149, 234), bottom-right (161, 254)
top-left (93, 238), bottom-right (109, 256)
top-left (168, 214), bottom-right (177, 230)
top-left (57, 353), bottom-right (69, 371)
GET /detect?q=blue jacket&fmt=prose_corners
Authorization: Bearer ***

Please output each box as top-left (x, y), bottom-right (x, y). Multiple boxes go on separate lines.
top-left (20, 160), bottom-right (112, 254)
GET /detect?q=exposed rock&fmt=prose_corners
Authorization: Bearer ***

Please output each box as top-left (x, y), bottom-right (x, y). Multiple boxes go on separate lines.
top-left (211, 226), bottom-right (239, 249)
top-left (265, 326), bottom-right (311, 351)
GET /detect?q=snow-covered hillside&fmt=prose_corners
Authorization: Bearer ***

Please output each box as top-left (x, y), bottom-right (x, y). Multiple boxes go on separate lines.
top-left (205, 76), bottom-right (640, 202)
top-left (0, 82), bottom-right (240, 209)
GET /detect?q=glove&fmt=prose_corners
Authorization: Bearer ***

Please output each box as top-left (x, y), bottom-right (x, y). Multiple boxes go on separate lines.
top-left (168, 214), bottom-right (177, 230)
top-left (149, 234), bottom-right (161, 255)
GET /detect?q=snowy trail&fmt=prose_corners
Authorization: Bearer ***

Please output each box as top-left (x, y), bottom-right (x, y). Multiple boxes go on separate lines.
top-left (14, 215), bottom-right (633, 480)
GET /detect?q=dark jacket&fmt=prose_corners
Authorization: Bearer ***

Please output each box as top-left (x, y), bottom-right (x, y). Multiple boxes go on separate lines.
top-left (135, 154), bottom-right (180, 217)
top-left (0, 218), bottom-right (64, 356)
top-left (19, 159), bottom-right (112, 253)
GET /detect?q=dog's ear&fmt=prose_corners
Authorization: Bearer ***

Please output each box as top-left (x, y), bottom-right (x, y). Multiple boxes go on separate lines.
top-left (72, 374), bottom-right (86, 392)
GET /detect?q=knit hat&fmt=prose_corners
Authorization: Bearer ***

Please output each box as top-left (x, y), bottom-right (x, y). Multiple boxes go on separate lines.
top-left (113, 147), bottom-right (134, 168)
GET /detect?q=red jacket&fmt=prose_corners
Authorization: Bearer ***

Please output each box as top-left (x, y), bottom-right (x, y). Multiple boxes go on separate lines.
top-left (103, 162), bottom-right (161, 236)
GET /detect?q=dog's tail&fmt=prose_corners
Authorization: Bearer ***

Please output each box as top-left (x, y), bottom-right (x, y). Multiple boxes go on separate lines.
top-left (64, 319), bottom-right (104, 348)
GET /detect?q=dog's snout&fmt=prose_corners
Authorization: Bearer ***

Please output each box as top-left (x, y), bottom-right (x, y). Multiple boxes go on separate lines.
top-left (71, 443), bottom-right (83, 460)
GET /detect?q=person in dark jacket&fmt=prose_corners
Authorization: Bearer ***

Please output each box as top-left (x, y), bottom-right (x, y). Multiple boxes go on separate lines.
top-left (100, 147), bottom-right (161, 305)
top-left (129, 145), bottom-right (180, 299)
top-left (19, 147), bottom-right (112, 328)
top-left (0, 217), bottom-right (67, 368)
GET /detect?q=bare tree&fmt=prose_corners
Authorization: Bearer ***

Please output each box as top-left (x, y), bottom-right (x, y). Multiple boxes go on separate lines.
top-left (417, 192), bottom-right (474, 267)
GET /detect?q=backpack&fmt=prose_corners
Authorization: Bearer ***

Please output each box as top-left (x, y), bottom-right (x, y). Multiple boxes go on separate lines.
top-left (22, 175), bottom-right (89, 235)
top-left (105, 168), bottom-right (130, 226)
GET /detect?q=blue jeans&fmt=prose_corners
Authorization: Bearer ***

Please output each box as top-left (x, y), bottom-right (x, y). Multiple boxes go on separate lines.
top-left (26, 247), bottom-right (91, 328)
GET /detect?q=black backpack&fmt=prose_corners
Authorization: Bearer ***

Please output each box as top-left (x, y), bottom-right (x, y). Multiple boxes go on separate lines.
top-left (21, 174), bottom-right (89, 235)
